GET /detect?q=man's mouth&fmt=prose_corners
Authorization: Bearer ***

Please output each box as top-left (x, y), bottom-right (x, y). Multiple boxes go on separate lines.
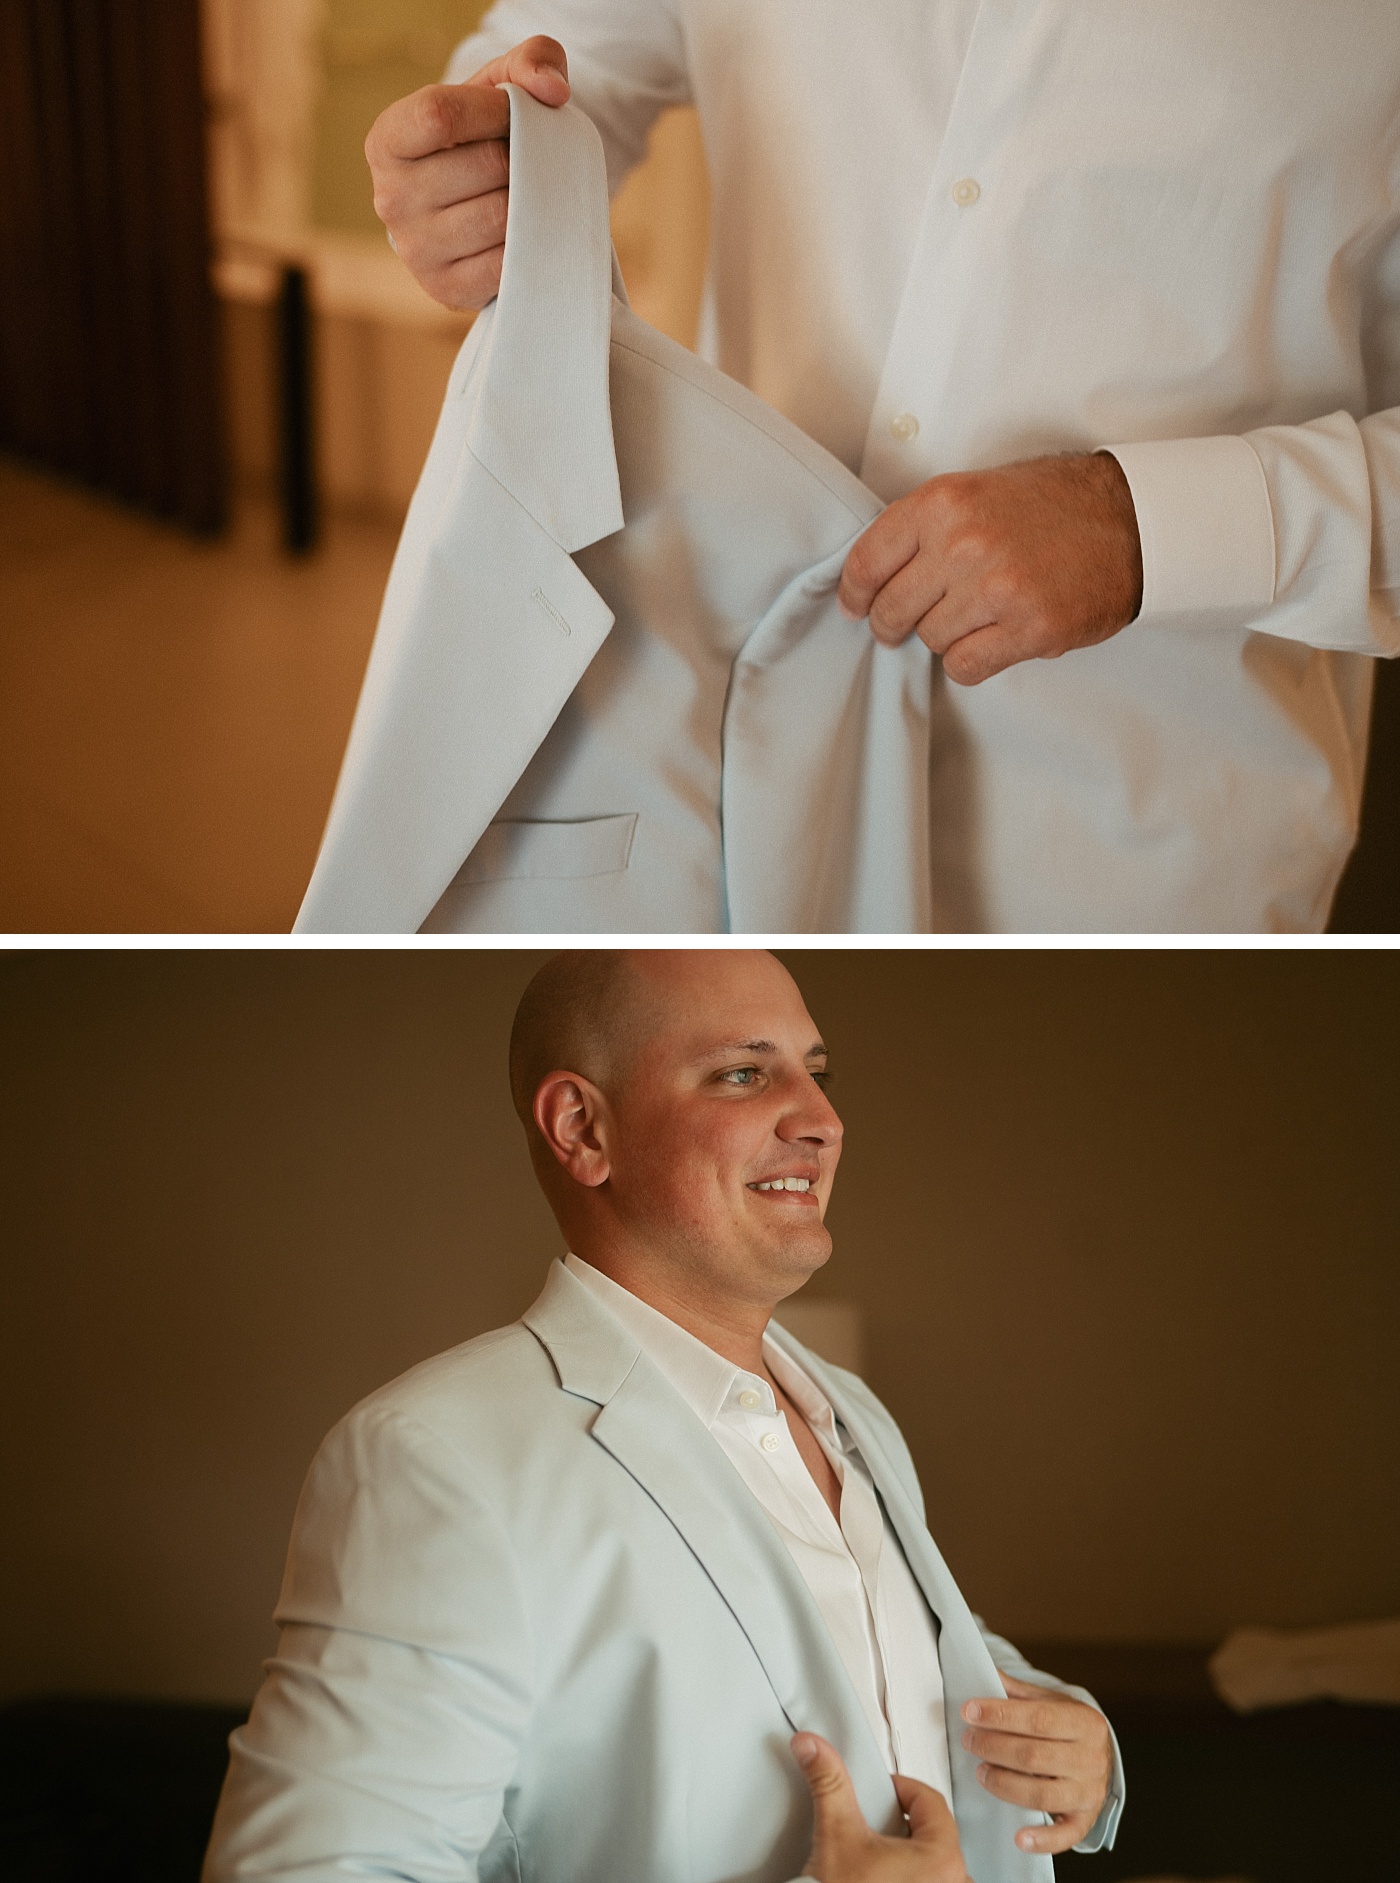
top-left (747, 1176), bottom-right (816, 1195)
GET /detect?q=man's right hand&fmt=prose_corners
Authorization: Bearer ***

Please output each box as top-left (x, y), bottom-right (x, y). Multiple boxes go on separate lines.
top-left (794, 1735), bottom-right (972, 1883)
top-left (364, 36), bottom-right (570, 311)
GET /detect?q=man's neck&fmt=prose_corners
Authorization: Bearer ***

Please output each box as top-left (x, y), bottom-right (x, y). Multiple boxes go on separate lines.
top-left (571, 1247), bottom-right (772, 1376)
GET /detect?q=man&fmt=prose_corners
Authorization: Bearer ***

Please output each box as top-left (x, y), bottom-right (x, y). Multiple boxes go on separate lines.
top-left (365, 7), bottom-right (1400, 931)
top-left (204, 950), bottom-right (1121, 1883)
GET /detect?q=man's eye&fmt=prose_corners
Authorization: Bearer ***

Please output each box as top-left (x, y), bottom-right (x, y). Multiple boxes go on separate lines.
top-left (719, 1067), bottom-right (759, 1085)
top-left (811, 1069), bottom-right (833, 1089)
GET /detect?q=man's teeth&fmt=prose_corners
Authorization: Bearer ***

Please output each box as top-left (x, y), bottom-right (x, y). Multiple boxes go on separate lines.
top-left (753, 1178), bottom-right (812, 1192)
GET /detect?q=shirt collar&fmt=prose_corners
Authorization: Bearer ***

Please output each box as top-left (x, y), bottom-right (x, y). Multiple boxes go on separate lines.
top-left (563, 1252), bottom-right (842, 1442)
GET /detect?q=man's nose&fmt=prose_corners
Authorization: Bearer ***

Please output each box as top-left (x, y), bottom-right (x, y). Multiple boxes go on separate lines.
top-left (778, 1077), bottom-right (843, 1147)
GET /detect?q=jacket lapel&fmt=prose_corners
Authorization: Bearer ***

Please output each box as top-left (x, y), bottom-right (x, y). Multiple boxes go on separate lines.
top-left (466, 87), bottom-right (623, 553)
top-left (522, 1262), bottom-right (901, 1834)
top-left (293, 87), bottom-right (625, 933)
top-left (768, 1325), bottom-right (1053, 1883)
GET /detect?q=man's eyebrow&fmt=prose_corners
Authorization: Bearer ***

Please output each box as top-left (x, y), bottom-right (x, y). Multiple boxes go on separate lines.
top-left (696, 1038), bottom-right (829, 1059)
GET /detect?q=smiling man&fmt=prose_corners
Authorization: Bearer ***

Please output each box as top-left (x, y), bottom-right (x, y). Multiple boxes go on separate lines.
top-left (204, 950), bottom-right (1122, 1883)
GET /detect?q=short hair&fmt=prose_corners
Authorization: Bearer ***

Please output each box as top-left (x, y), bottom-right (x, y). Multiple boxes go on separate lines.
top-left (508, 951), bottom-right (653, 1135)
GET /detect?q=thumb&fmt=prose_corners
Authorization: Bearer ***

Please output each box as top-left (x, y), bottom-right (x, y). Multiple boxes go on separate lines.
top-left (470, 34), bottom-right (571, 107)
top-left (896, 1776), bottom-right (970, 1883)
top-left (794, 1735), bottom-right (868, 1850)
top-left (896, 1775), bottom-right (961, 1850)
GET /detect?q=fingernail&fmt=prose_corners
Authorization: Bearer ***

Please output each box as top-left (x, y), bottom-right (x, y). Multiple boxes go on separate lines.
top-left (792, 1734), bottom-right (818, 1769)
top-left (1017, 1832), bottom-right (1036, 1851)
top-left (837, 598), bottom-right (861, 621)
top-left (963, 1701), bottom-right (982, 1722)
top-left (976, 1764), bottom-right (990, 1786)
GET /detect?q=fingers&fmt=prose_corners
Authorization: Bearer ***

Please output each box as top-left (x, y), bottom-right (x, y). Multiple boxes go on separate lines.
top-left (962, 1692), bottom-right (1083, 1742)
top-left (389, 181), bottom-right (509, 292)
top-left (371, 80), bottom-right (510, 167)
top-left (960, 1725), bottom-right (1097, 1783)
top-left (838, 508), bottom-right (922, 625)
top-left (975, 1760), bottom-right (1103, 1821)
top-left (469, 33), bottom-right (571, 106)
top-left (1012, 1809), bottom-right (1098, 1858)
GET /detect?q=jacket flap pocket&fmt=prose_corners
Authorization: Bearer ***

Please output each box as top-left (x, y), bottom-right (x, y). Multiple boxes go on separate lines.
top-left (463, 814), bottom-right (638, 884)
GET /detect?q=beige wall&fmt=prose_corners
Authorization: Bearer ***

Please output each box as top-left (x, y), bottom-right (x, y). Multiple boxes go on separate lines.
top-left (1, 950), bottom-right (1395, 1707)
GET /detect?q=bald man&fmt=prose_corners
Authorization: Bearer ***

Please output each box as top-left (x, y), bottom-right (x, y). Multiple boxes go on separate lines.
top-left (203, 952), bottom-right (1122, 1883)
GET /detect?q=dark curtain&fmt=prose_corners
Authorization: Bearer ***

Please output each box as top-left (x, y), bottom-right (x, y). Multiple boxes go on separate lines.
top-left (0, 0), bottom-right (225, 533)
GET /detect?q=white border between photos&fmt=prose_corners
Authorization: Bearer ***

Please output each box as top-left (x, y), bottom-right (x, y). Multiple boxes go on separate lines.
top-left (4, 931), bottom-right (1395, 951)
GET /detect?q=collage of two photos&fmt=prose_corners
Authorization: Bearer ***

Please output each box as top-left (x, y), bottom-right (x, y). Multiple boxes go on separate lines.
top-left (3, 8), bottom-right (1398, 1883)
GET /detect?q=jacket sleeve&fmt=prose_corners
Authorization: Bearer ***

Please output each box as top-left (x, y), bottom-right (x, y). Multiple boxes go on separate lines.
top-left (973, 1618), bottom-right (1127, 1858)
top-left (1103, 224), bottom-right (1400, 658)
top-left (202, 1407), bottom-right (533, 1883)
top-left (446, 0), bottom-right (691, 192)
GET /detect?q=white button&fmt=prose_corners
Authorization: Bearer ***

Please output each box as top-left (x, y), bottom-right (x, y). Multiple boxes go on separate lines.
top-left (889, 412), bottom-right (920, 443)
top-left (951, 177), bottom-right (981, 207)
top-left (761, 1432), bottom-right (782, 1453)
top-left (738, 1389), bottom-right (763, 1410)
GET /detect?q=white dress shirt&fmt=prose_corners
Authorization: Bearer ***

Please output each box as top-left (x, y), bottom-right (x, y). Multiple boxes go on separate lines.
top-left (451, 3), bottom-right (1400, 932)
top-left (564, 1254), bottom-right (953, 1799)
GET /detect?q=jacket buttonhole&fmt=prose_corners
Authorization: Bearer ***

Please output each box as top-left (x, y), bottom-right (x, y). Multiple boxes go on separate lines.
top-left (531, 588), bottom-right (572, 637)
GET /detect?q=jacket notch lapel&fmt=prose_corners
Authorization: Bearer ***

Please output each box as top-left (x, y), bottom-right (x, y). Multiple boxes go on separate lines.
top-left (467, 87), bottom-right (624, 553)
top-left (523, 1264), bottom-right (899, 1831)
top-left (769, 1328), bottom-right (1053, 1880)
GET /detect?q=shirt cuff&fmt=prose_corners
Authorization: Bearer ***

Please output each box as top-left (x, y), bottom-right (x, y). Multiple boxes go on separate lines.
top-left (1102, 434), bottom-right (1278, 628)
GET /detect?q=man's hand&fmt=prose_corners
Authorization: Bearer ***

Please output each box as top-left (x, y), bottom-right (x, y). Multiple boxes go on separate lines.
top-left (838, 452), bottom-right (1143, 686)
top-left (364, 36), bottom-right (570, 311)
top-left (794, 1734), bottom-right (970, 1883)
top-left (960, 1675), bottom-right (1114, 1856)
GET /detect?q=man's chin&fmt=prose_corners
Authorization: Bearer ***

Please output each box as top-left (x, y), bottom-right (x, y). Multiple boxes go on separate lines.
top-left (757, 1222), bottom-right (833, 1290)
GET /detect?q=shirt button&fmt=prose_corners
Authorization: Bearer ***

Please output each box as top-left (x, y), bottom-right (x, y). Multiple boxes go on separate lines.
top-left (889, 412), bottom-right (920, 443)
top-left (951, 177), bottom-right (981, 207)
top-left (761, 1432), bottom-right (782, 1453)
top-left (738, 1389), bottom-right (763, 1410)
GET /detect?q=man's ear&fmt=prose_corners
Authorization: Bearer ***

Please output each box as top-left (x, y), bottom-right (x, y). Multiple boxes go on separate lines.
top-left (533, 1070), bottom-right (612, 1188)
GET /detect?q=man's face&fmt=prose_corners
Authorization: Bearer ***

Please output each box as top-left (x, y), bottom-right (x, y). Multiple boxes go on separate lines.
top-left (598, 951), bottom-right (844, 1307)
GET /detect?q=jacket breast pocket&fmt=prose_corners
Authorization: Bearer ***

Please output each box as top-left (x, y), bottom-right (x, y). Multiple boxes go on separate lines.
top-left (460, 813), bottom-right (638, 884)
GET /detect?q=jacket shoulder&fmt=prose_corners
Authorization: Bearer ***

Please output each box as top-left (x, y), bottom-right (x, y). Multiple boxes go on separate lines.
top-left (331, 1316), bottom-right (560, 1463)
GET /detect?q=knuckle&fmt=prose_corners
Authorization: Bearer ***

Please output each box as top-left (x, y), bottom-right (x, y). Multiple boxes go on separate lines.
top-left (416, 87), bottom-right (455, 147)
top-left (929, 476), bottom-right (974, 528)
top-left (843, 542), bottom-right (876, 591)
top-left (371, 182), bottom-right (403, 226)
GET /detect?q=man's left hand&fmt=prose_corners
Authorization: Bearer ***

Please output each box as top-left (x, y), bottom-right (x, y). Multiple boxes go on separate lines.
top-left (838, 453), bottom-right (1143, 686)
top-left (960, 1674), bottom-right (1114, 1856)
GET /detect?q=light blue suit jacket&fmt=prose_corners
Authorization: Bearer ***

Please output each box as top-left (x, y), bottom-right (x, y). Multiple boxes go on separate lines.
top-left (293, 87), bottom-right (932, 934)
top-left (203, 1261), bottom-right (1123, 1883)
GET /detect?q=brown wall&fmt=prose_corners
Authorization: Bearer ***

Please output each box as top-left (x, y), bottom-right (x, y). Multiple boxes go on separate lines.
top-left (1, 949), bottom-right (1396, 1707)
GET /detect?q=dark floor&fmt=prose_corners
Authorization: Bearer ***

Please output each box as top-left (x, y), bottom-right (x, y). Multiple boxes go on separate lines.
top-left (3, 1649), bottom-right (1397, 1883)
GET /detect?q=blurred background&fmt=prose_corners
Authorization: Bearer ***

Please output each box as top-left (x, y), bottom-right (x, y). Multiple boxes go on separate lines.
top-left (1, 948), bottom-right (1397, 1881)
top-left (1, 0), bottom-right (1397, 935)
